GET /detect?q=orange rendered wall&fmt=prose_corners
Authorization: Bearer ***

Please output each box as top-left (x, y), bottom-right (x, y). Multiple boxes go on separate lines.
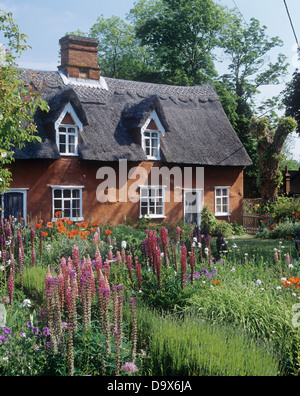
top-left (8, 159), bottom-right (244, 225)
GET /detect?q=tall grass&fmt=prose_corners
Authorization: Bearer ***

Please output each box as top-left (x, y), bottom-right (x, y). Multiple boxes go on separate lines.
top-left (184, 278), bottom-right (300, 375)
top-left (126, 305), bottom-right (279, 376)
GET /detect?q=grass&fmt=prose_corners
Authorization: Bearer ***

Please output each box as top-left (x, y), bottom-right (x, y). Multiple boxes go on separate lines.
top-left (128, 305), bottom-right (280, 376)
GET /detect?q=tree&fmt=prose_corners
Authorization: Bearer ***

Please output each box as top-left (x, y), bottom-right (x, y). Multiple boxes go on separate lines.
top-left (89, 15), bottom-right (156, 80)
top-left (0, 10), bottom-right (49, 193)
top-left (250, 117), bottom-right (297, 203)
top-left (130, 0), bottom-right (228, 86)
top-left (218, 14), bottom-right (289, 186)
top-left (283, 69), bottom-right (300, 134)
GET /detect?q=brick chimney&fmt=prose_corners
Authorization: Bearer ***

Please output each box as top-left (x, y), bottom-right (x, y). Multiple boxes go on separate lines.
top-left (58, 35), bottom-right (100, 80)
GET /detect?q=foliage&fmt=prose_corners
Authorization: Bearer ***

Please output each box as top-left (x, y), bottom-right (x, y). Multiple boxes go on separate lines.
top-left (146, 312), bottom-right (279, 376)
top-left (131, 0), bottom-right (227, 86)
top-left (284, 69), bottom-right (300, 135)
top-left (0, 10), bottom-right (49, 192)
top-left (89, 15), bottom-right (155, 80)
top-left (250, 116), bottom-right (297, 202)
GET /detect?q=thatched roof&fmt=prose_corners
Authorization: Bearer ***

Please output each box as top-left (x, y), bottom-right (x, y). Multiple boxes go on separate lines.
top-left (15, 69), bottom-right (252, 167)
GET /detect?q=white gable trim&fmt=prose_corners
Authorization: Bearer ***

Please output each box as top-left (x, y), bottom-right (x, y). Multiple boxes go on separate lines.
top-left (55, 102), bottom-right (83, 132)
top-left (141, 110), bottom-right (165, 137)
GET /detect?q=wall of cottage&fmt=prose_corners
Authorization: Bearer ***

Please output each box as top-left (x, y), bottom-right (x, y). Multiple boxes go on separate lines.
top-left (8, 159), bottom-right (244, 225)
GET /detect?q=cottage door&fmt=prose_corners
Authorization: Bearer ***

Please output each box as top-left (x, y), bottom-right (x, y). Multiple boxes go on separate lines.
top-left (3, 192), bottom-right (24, 219)
top-left (184, 190), bottom-right (201, 226)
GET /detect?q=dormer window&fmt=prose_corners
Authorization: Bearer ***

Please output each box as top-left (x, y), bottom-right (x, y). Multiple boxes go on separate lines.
top-left (55, 102), bottom-right (83, 156)
top-left (141, 110), bottom-right (165, 160)
top-left (58, 126), bottom-right (78, 155)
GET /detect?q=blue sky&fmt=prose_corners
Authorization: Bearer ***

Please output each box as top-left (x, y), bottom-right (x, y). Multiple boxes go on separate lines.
top-left (1, 0), bottom-right (300, 158)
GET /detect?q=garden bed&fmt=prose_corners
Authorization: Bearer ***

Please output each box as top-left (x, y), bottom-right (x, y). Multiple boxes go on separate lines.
top-left (1, 215), bottom-right (300, 376)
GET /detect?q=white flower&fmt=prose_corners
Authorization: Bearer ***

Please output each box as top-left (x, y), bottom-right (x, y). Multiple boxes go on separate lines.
top-left (276, 286), bottom-right (282, 290)
top-left (204, 247), bottom-right (209, 255)
top-left (193, 237), bottom-right (197, 242)
top-left (288, 264), bottom-right (294, 269)
top-left (279, 241), bottom-right (282, 244)
top-left (274, 248), bottom-right (278, 252)
top-left (192, 242), bottom-right (196, 248)
top-left (2, 357), bottom-right (8, 362)
top-left (281, 277), bottom-right (287, 281)
top-left (231, 236), bottom-right (235, 240)
top-left (230, 267), bottom-right (235, 273)
top-left (121, 241), bottom-right (127, 249)
top-left (198, 242), bottom-right (202, 248)
top-left (20, 299), bottom-right (32, 308)
top-left (1, 152), bottom-right (7, 158)
top-left (0, 266), bottom-right (4, 272)
top-left (244, 253), bottom-right (248, 256)
top-left (232, 244), bottom-right (237, 249)
top-left (292, 293), bottom-right (297, 297)
top-left (256, 279), bottom-right (262, 286)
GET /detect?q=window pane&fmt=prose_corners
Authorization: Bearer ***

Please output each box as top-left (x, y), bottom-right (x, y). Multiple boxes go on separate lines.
top-left (222, 189), bottom-right (228, 197)
top-left (63, 190), bottom-right (71, 198)
top-left (152, 139), bottom-right (158, 148)
top-left (73, 199), bottom-right (80, 208)
top-left (152, 132), bottom-right (158, 138)
top-left (69, 135), bottom-right (75, 144)
top-left (54, 190), bottom-right (62, 198)
top-left (72, 190), bottom-right (80, 198)
top-left (149, 206), bottom-right (155, 214)
top-left (64, 200), bottom-right (71, 209)
top-left (156, 206), bottom-right (163, 215)
top-left (216, 189), bottom-right (221, 197)
top-left (68, 128), bottom-right (76, 134)
top-left (59, 135), bottom-right (66, 143)
top-left (140, 189), bottom-right (148, 197)
top-left (54, 200), bottom-right (62, 210)
top-left (145, 138), bottom-right (150, 147)
top-left (144, 132), bottom-right (150, 137)
top-left (59, 144), bottom-right (66, 153)
top-left (152, 148), bottom-right (158, 158)
top-left (72, 208), bottom-right (80, 218)
top-left (141, 206), bottom-right (148, 215)
top-left (140, 199), bottom-right (148, 207)
top-left (64, 208), bottom-right (71, 217)
top-left (59, 127), bottom-right (66, 133)
top-left (69, 144), bottom-right (75, 154)
top-left (216, 204), bottom-right (222, 213)
top-left (145, 148), bottom-right (150, 156)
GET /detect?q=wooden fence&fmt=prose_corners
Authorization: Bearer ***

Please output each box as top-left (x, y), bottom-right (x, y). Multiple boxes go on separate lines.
top-left (242, 214), bottom-right (261, 235)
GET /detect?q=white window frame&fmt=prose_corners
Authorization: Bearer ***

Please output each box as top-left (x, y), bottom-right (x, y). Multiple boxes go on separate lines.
top-left (55, 102), bottom-right (83, 157)
top-left (1, 188), bottom-right (28, 224)
top-left (139, 185), bottom-right (166, 219)
top-left (51, 185), bottom-right (84, 221)
top-left (57, 125), bottom-right (79, 156)
top-left (141, 110), bottom-right (165, 161)
top-left (214, 186), bottom-right (230, 216)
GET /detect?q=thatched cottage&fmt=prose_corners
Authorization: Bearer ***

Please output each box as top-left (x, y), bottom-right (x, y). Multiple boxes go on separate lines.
top-left (3, 35), bottom-right (251, 226)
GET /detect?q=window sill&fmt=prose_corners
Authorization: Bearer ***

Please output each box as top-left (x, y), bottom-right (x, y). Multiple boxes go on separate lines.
top-left (51, 217), bottom-right (84, 222)
top-left (139, 215), bottom-right (166, 219)
top-left (215, 213), bottom-right (231, 217)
